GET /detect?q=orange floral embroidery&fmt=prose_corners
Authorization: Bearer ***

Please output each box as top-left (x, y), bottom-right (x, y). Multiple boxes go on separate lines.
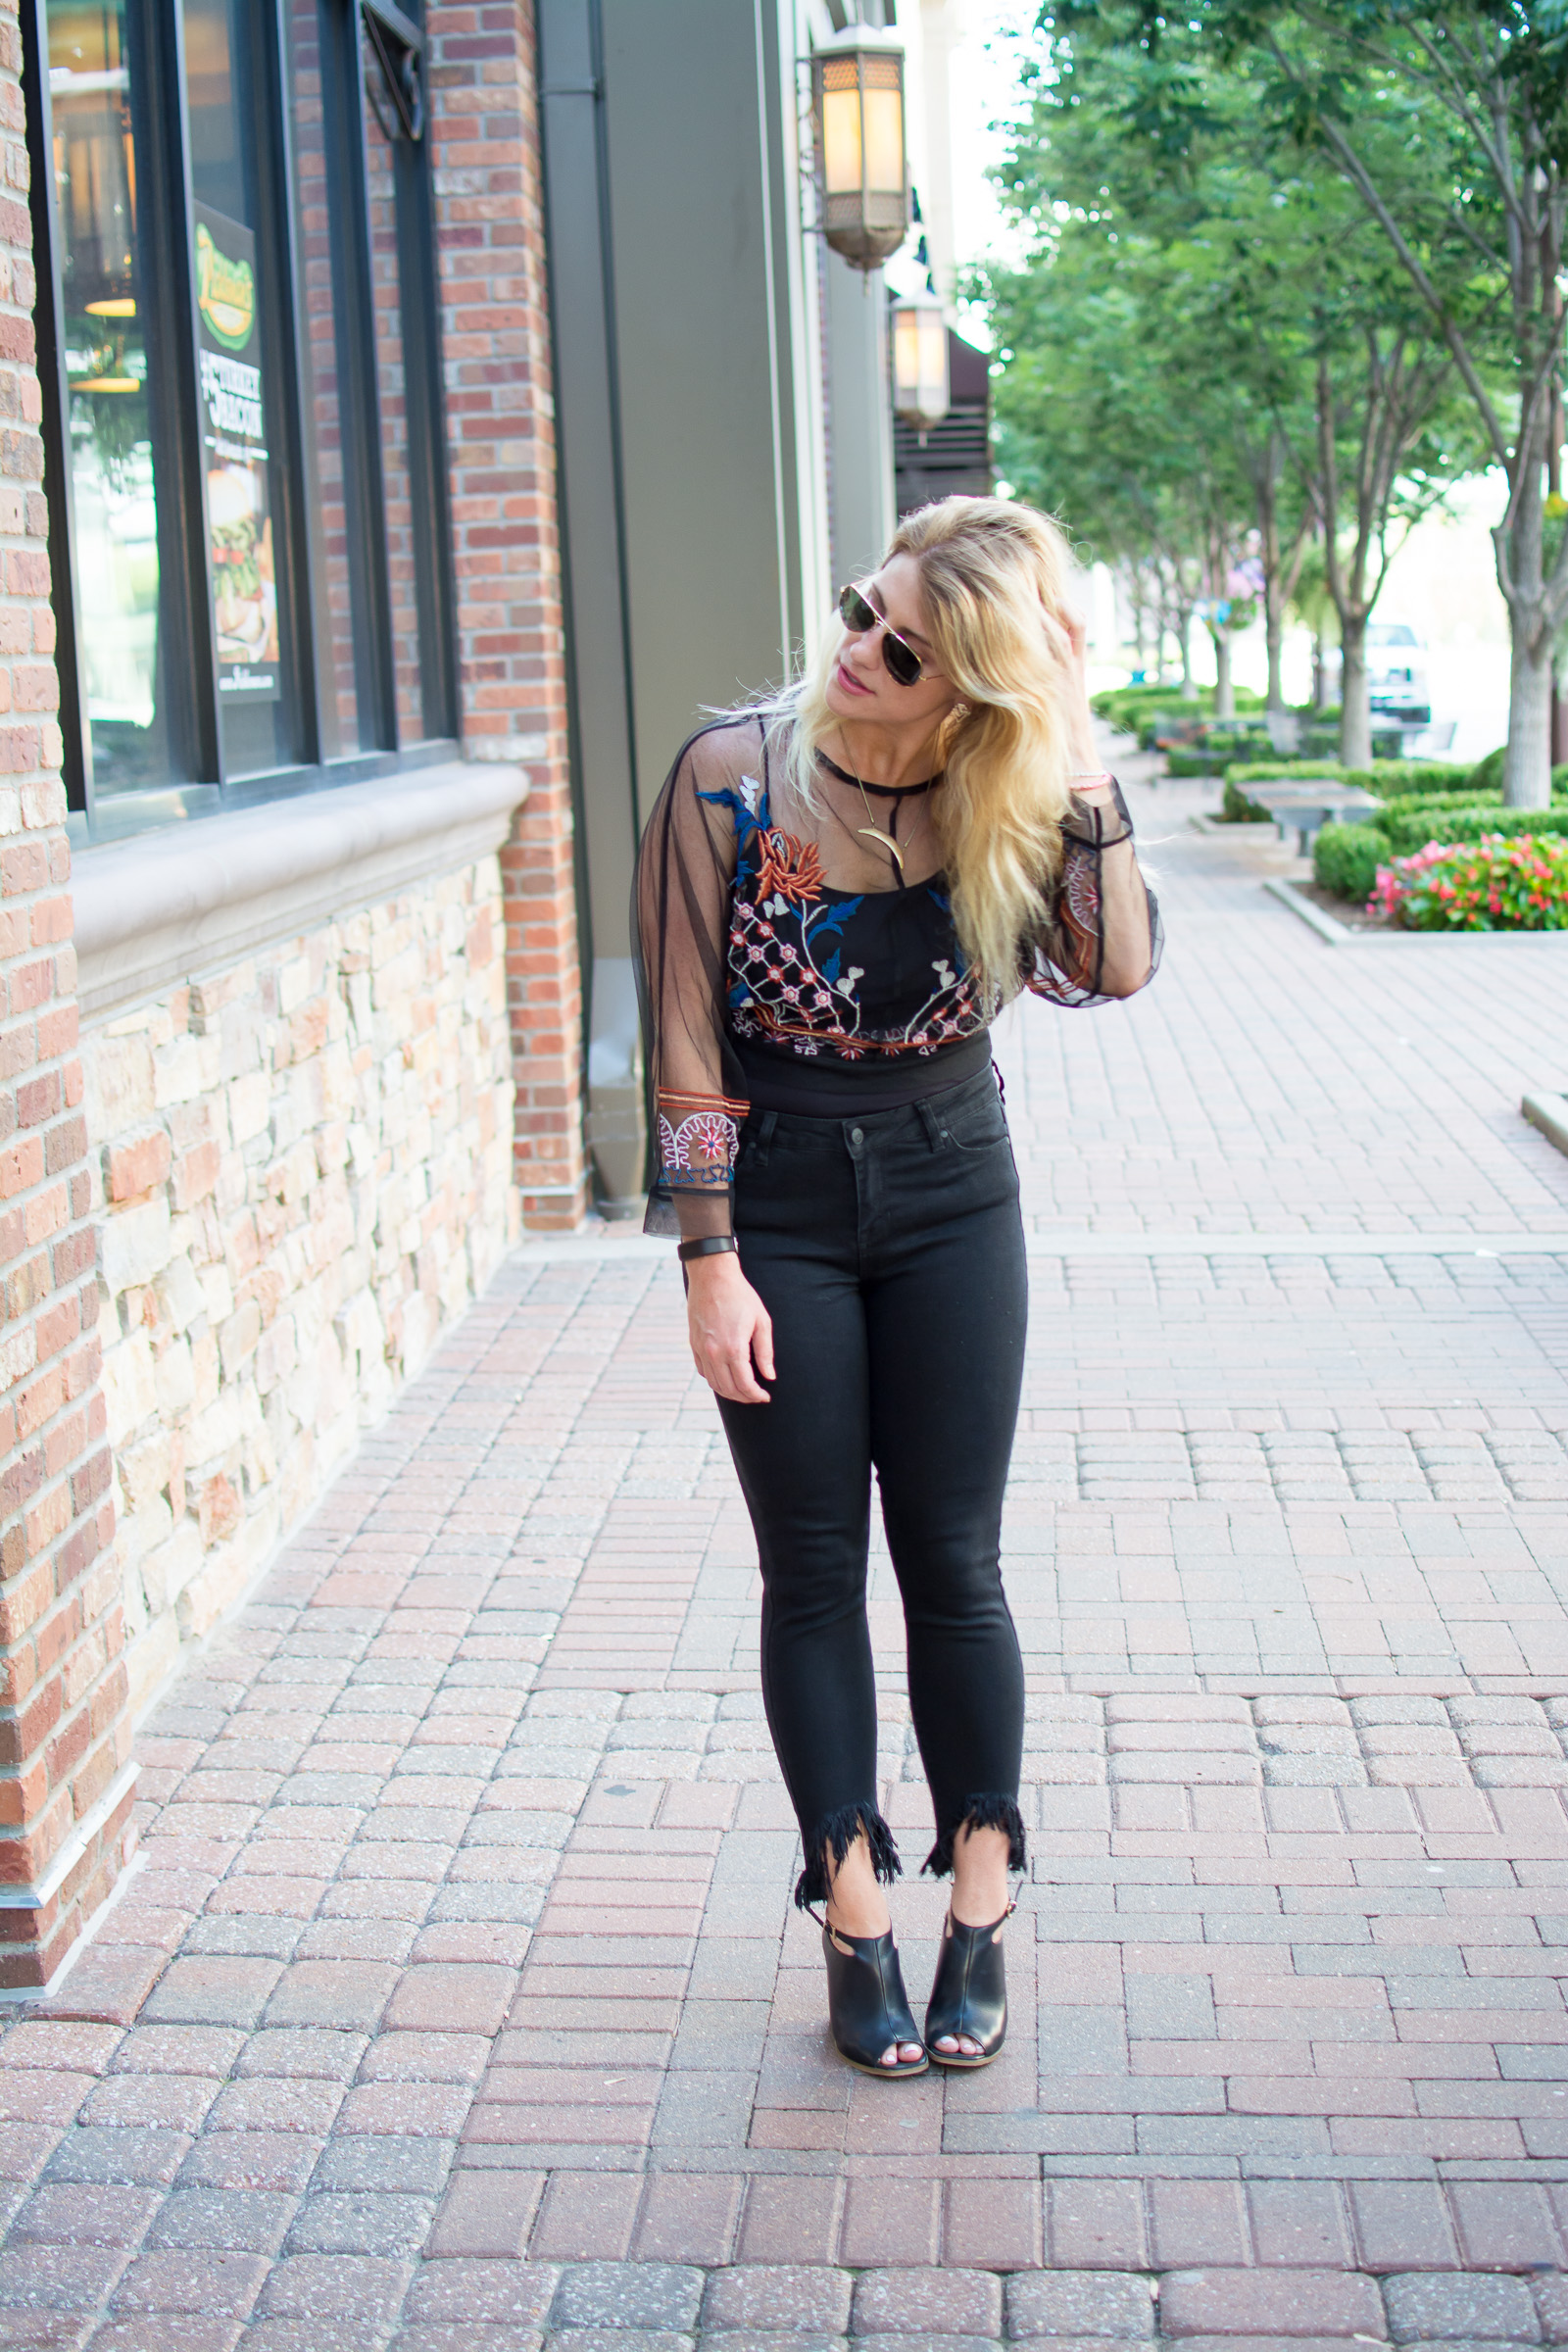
top-left (756, 828), bottom-right (824, 906)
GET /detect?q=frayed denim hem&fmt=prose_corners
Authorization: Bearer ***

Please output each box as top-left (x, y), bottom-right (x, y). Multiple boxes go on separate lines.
top-left (922, 1791), bottom-right (1027, 1880)
top-left (794, 1801), bottom-right (902, 1910)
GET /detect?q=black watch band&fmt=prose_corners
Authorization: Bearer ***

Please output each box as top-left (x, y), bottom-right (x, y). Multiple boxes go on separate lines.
top-left (677, 1236), bottom-right (739, 1262)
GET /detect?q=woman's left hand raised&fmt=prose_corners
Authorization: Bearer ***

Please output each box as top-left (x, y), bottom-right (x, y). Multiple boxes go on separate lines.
top-left (1040, 603), bottom-right (1100, 774)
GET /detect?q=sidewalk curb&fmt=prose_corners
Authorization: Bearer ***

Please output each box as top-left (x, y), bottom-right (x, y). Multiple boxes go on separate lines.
top-left (1264, 876), bottom-right (1363, 942)
top-left (1267, 873), bottom-right (1568, 946)
top-left (1523, 1090), bottom-right (1568, 1158)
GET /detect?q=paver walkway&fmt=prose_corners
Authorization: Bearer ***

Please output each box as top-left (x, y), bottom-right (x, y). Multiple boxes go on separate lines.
top-left (6, 762), bottom-right (1568, 2349)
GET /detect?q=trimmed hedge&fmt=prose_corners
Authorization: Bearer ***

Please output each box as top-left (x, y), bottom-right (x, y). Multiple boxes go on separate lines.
top-left (1377, 801), bottom-right (1568, 857)
top-left (1093, 683), bottom-right (1278, 755)
top-left (1093, 683), bottom-right (1268, 733)
top-left (1222, 760), bottom-right (1480, 823)
top-left (1165, 733), bottom-right (1274, 777)
top-left (1312, 823), bottom-right (1386, 906)
top-left (1228, 759), bottom-right (1479, 791)
top-left (1462, 751), bottom-right (1568, 798)
top-left (1225, 759), bottom-right (1559, 828)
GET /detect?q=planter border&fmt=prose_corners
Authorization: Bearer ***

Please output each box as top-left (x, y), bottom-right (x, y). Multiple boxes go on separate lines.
top-left (1265, 874), bottom-right (1568, 946)
top-left (1523, 1092), bottom-right (1568, 1159)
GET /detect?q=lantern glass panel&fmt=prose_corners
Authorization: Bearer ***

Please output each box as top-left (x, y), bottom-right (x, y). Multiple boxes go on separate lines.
top-left (819, 63), bottom-right (862, 195)
top-left (862, 87), bottom-right (903, 195)
top-left (894, 306), bottom-right (920, 399)
top-left (893, 299), bottom-right (949, 422)
top-left (918, 308), bottom-right (947, 396)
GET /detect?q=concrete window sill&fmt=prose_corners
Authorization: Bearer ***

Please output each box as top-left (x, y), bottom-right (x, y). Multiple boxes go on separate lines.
top-left (70, 760), bottom-right (529, 1026)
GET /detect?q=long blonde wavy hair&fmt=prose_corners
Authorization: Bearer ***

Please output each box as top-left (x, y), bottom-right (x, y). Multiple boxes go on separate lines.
top-left (773, 497), bottom-right (1079, 993)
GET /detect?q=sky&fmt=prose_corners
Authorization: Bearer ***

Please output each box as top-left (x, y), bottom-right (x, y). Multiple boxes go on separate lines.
top-left (883, 1), bottom-right (1041, 332)
top-left (947, 0), bottom-right (1041, 323)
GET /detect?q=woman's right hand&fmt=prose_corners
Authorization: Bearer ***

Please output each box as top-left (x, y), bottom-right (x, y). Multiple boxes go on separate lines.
top-left (686, 1253), bottom-right (774, 1403)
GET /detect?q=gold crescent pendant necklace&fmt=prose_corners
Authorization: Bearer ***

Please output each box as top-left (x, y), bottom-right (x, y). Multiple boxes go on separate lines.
top-left (818, 748), bottom-right (929, 874)
top-left (851, 771), bottom-right (904, 870)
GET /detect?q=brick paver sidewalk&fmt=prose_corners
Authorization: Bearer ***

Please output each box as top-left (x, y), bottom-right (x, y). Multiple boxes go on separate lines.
top-left (5, 765), bottom-right (1568, 2349)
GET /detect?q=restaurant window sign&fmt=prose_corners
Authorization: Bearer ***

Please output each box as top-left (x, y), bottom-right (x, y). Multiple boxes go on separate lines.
top-left (196, 207), bottom-right (281, 703)
top-left (22, 0), bottom-right (458, 843)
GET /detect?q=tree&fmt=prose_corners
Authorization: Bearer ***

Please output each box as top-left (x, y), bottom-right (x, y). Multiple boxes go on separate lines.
top-left (1287, 169), bottom-right (1482, 761)
top-left (1087, 0), bottom-right (1568, 804)
top-left (987, 218), bottom-right (1259, 706)
top-left (995, 14), bottom-right (1483, 761)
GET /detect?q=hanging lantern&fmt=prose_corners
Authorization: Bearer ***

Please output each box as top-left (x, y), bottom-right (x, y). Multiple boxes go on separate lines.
top-left (892, 290), bottom-right (949, 429)
top-left (811, 30), bottom-right (908, 272)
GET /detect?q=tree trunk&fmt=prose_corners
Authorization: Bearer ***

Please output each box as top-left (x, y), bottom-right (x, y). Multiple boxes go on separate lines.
top-left (1178, 609), bottom-right (1194, 698)
top-left (1339, 611), bottom-right (1372, 768)
top-left (1312, 634), bottom-right (1328, 710)
top-left (1212, 629), bottom-right (1234, 719)
top-left (1256, 456), bottom-right (1286, 715)
top-left (1503, 617), bottom-right (1553, 808)
top-left (1494, 402), bottom-right (1553, 807)
top-left (1265, 607), bottom-right (1284, 714)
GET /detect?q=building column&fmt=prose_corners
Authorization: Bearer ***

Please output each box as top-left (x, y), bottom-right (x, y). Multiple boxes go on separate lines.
top-left (0, 0), bottom-right (133, 1985)
top-left (427, 0), bottom-right (588, 1229)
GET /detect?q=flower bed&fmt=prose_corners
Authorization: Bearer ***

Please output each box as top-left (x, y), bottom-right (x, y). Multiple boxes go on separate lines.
top-left (1371, 834), bottom-right (1568, 930)
top-left (1313, 796), bottom-right (1568, 905)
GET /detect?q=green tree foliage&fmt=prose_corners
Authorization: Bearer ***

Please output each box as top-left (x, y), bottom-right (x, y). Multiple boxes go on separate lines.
top-left (987, 222), bottom-right (1259, 703)
top-left (1056, 0), bottom-right (1568, 805)
top-left (986, 11), bottom-right (1485, 761)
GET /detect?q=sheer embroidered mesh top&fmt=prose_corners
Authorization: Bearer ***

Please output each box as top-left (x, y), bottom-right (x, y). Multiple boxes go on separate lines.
top-left (633, 712), bottom-right (1161, 1240)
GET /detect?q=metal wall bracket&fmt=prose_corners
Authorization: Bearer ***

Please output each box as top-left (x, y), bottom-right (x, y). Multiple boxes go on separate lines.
top-left (362, 0), bottom-right (424, 142)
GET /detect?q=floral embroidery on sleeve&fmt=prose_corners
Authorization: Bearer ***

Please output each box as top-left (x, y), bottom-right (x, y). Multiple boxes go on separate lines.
top-left (656, 1090), bottom-right (750, 1193)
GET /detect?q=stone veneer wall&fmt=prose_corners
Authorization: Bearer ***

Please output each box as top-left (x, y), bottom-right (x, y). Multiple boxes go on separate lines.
top-left (85, 855), bottom-right (516, 1717)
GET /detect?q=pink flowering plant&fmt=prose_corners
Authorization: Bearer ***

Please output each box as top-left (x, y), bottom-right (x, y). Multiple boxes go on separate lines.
top-left (1370, 834), bottom-right (1568, 930)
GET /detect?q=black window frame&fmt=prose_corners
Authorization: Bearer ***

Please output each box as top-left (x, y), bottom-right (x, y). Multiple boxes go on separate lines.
top-left (24, 0), bottom-right (460, 848)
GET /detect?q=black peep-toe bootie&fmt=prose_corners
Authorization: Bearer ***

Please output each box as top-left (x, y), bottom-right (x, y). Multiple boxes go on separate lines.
top-left (814, 1915), bottom-right (928, 2080)
top-left (924, 1899), bottom-right (1015, 2068)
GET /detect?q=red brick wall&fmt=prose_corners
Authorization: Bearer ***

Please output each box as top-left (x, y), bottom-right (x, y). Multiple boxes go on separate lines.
top-left (427, 2), bottom-right (588, 1228)
top-left (0, 0), bottom-right (132, 1986)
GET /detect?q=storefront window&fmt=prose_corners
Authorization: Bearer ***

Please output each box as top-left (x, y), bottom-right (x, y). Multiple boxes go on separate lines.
top-left (286, 0), bottom-right (359, 758)
top-left (31, 0), bottom-right (456, 836)
top-left (181, 0), bottom-right (300, 779)
top-left (363, 85), bottom-right (423, 743)
top-left (47, 1), bottom-right (169, 794)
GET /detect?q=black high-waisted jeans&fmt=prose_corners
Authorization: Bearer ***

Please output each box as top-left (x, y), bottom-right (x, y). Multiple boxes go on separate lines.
top-left (717, 1062), bottom-right (1028, 1907)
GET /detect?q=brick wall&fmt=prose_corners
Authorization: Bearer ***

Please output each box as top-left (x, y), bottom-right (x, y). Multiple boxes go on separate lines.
top-left (429, 2), bottom-right (588, 1228)
top-left (0, 0), bottom-right (131, 1987)
top-left (87, 857), bottom-right (517, 1719)
top-left (0, 0), bottom-right (587, 1986)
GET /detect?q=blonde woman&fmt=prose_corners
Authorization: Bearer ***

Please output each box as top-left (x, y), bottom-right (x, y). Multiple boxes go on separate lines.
top-left (635, 498), bottom-right (1158, 2079)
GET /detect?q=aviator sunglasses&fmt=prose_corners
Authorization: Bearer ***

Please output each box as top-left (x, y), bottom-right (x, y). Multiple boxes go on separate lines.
top-left (838, 582), bottom-right (930, 688)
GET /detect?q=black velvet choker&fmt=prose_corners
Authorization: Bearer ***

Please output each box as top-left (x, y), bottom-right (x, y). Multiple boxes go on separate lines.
top-left (816, 750), bottom-right (942, 798)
